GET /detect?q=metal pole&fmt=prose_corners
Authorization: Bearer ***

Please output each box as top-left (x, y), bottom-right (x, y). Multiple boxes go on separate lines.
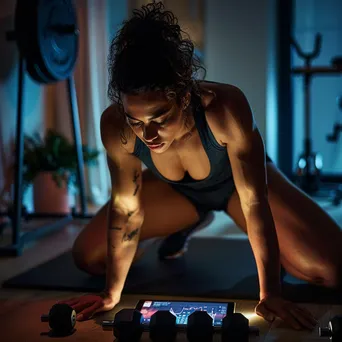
top-left (66, 76), bottom-right (87, 215)
top-left (12, 56), bottom-right (26, 248)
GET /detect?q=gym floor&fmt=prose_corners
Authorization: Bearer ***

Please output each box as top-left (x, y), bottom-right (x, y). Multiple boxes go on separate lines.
top-left (0, 199), bottom-right (341, 342)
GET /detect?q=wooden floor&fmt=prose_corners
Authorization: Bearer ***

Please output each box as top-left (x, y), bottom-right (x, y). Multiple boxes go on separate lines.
top-left (0, 200), bottom-right (341, 342)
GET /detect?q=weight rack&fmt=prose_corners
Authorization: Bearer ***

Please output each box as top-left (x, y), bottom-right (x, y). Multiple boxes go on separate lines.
top-left (0, 28), bottom-right (93, 257)
top-left (291, 34), bottom-right (342, 205)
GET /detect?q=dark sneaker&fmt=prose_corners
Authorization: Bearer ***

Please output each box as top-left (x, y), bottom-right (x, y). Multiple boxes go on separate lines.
top-left (157, 211), bottom-right (215, 260)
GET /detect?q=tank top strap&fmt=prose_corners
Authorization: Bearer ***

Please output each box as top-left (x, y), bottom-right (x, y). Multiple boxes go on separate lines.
top-left (193, 100), bottom-right (226, 151)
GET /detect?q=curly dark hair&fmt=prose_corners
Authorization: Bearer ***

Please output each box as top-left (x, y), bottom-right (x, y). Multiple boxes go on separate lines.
top-left (107, 1), bottom-right (206, 111)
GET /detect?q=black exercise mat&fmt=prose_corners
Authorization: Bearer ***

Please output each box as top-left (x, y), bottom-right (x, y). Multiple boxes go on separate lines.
top-left (2, 237), bottom-right (342, 304)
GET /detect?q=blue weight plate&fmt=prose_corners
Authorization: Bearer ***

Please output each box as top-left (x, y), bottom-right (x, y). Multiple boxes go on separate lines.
top-left (14, 0), bottom-right (79, 83)
top-left (36, 0), bottom-right (79, 81)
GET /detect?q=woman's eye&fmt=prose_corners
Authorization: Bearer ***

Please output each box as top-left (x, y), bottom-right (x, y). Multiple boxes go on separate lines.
top-left (129, 121), bottom-right (142, 127)
top-left (157, 117), bottom-right (169, 126)
top-left (128, 117), bottom-right (169, 127)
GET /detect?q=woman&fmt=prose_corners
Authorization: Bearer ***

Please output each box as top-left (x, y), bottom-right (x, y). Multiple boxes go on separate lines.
top-left (60, 1), bottom-right (341, 330)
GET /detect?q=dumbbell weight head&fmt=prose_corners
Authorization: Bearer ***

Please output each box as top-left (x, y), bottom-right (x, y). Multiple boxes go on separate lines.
top-left (222, 313), bottom-right (249, 342)
top-left (149, 310), bottom-right (177, 342)
top-left (41, 303), bottom-right (76, 336)
top-left (187, 311), bottom-right (214, 342)
top-left (102, 308), bottom-right (144, 342)
top-left (319, 315), bottom-right (342, 341)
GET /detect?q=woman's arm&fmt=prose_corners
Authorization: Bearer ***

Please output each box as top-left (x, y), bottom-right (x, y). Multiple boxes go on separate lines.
top-left (100, 108), bottom-right (145, 296)
top-left (218, 86), bottom-right (281, 299)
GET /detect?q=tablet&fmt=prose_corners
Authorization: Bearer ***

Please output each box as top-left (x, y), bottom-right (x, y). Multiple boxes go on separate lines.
top-left (135, 299), bottom-right (235, 330)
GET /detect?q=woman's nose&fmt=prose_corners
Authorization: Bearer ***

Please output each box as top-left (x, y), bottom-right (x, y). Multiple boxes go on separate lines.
top-left (143, 124), bottom-right (159, 142)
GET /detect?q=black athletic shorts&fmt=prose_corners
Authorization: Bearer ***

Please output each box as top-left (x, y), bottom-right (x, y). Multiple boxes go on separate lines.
top-left (172, 153), bottom-right (274, 220)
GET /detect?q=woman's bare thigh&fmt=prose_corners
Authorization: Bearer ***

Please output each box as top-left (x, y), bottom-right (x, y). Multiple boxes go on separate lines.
top-left (226, 162), bottom-right (342, 286)
top-left (72, 169), bottom-right (200, 273)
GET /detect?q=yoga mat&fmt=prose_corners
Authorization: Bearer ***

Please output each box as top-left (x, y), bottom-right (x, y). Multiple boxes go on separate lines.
top-left (2, 237), bottom-right (341, 304)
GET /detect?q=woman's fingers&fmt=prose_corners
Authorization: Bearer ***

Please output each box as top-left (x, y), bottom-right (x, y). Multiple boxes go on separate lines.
top-left (255, 303), bottom-right (276, 322)
top-left (77, 301), bottom-right (103, 321)
top-left (256, 300), bottom-right (303, 330)
top-left (72, 301), bottom-right (94, 314)
top-left (276, 308), bottom-right (303, 330)
top-left (291, 307), bottom-right (318, 329)
top-left (294, 306), bottom-right (318, 325)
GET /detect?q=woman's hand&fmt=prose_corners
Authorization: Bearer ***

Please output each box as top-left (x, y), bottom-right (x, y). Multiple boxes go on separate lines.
top-left (57, 291), bottom-right (121, 321)
top-left (255, 295), bottom-right (318, 330)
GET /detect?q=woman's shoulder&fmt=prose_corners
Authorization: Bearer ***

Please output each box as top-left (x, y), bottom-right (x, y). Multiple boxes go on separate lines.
top-left (198, 81), bottom-right (249, 141)
top-left (100, 104), bottom-right (136, 155)
top-left (199, 80), bottom-right (244, 105)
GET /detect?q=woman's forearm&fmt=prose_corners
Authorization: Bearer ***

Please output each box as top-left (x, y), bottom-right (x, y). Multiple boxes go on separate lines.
top-left (105, 203), bottom-right (144, 295)
top-left (244, 201), bottom-right (282, 299)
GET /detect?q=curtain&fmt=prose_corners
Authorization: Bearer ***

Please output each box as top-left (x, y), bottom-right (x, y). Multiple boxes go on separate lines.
top-left (52, 0), bottom-right (128, 207)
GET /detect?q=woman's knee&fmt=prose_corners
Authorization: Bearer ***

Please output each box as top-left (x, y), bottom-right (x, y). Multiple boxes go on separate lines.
top-left (71, 203), bottom-right (109, 275)
top-left (71, 238), bottom-right (154, 276)
top-left (321, 263), bottom-right (342, 289)
top-left (72, 246), bottom-right (106, 276)
top-left (308, 261), bottom-right (342, 289)
top-left (71, 231), bottom-right (107, 275)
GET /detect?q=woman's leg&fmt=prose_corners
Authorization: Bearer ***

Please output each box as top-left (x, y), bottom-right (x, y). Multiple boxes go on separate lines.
top-left (72, 169), bottom-right (201, 275)
top-left (226, 162), bottom-right (342, 288)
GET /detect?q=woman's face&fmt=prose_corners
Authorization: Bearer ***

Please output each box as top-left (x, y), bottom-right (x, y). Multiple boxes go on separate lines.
top-left (121, 91), bottom-right (189, 153)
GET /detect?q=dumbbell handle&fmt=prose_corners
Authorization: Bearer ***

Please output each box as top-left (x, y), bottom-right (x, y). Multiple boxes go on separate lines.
top-left (102, 320), bottom-right (114, 327)
top-left (41, 314), bottom-right (49, 322)
top-left (319, 327), bottom-right (332, 337)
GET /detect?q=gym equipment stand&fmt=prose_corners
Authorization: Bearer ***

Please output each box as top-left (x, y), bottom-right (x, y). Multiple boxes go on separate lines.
top-left (0, 41), bottom-right (93, 257)
top-left (291, 33), bottom-right (342, 205)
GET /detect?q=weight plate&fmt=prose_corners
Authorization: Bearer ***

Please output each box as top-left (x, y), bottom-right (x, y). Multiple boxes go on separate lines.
top-left (36, 0), bottom-right (79, 82)
top-left (27, 61), bottom-right (53, 84)
top-left (14, 0), bottom-right (79, 83)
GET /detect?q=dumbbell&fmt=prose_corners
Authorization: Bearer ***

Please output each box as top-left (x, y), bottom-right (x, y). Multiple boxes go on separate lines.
top-left (319, 315), bottom-right (342, 342)
top-left (186, 311), bottom-right (259, 342)
top-left (187, 311), bottom-right (214, 342)
top-left (102, 308), bottom-right (260, 342)
top-left (222, 312), bottom-right (259, 342)
top-left (150, 310), bottom-right (177, 342)
top-left (102, 308), bottom-right (177, 342)
top-left (102, 309), bottom-right (144, 342)
top-left (41, 303), bottom-right (76, 336)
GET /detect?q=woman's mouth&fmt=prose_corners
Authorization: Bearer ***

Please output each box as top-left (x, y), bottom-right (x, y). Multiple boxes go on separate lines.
top-left (147, 143), bottom-right (165, 150)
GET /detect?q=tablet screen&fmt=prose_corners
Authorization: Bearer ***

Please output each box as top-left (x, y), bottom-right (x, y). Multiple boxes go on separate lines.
top-left (137, 300), bottom-right (232, 327)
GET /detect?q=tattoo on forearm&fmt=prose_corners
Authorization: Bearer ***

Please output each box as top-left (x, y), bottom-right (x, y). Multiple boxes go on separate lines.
top-left (133, 185), bottom-right (140, 196)
top-left (109, 226), bottom-right (122, 231)
top-left (133, 171), bottom-right (139, 183)
top-left (122, 228), bottom-right (139, 242)
top-left (133, 171), bottom-right (140, 196)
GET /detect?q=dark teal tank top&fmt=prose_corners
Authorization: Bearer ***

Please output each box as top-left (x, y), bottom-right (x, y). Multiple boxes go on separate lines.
top-left (131, 97), bottom-right (236, 213)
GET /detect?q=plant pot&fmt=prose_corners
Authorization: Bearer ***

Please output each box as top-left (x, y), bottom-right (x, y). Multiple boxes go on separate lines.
top-left (33, 172), bottom-right (70, 214)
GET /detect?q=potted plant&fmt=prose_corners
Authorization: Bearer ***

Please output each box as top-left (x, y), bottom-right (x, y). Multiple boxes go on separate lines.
top-left (23, 129), bottom-right (101, 213)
